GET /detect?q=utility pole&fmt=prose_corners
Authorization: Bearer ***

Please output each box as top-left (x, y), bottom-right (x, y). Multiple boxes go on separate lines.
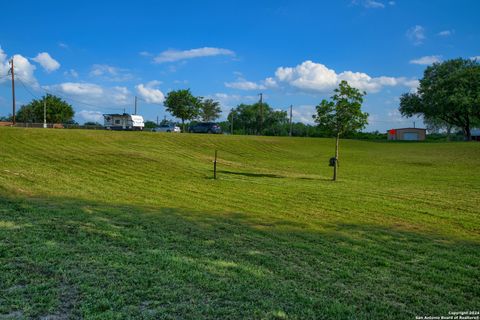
top-left (156, 115), bottom-right (159, 126)
top-left (413, 121), bottom-right (416, 128)
top-left (134, 96), bottom-right (138, 114)
top-left (43, 97), bottom-right (47, 128)
top-left (289, 105), bottom-right (293, 137)
top-left (258, 93), bottom-right (263, 135)
top-left (9, 59), bottom-right (16, 125)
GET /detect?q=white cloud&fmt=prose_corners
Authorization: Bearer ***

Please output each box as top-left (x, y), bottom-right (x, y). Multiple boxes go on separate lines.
top-left (292, 105), bottom-right (316, 124)
top-left (0, 47), bottom-right (6, 64)
top-left (64, 69), bottom-right (79, 78)
top-left (1, 47), bottom-right (40, 87)
top-left (0, 49), bottom-right (38, 87)
top-left (273, 60), bottom-right (417, 94)
top-left (135, 81), bottom-right (165, 104)
top-left (58, 42), bottom-right (69, 49)
top-left (338, 71), bottom-right (382, 92)
top-left (12, 55), bottom-right (38, 86)
top-left (53, 82), bottom-right (103, 96)
top-left (225, 76), bottom-right (278, 91)
top-left (153, 47), bottom-right (235, 63)
top-left (44, 82), bottom-right (131, 107)
top-left (470, 56), bottom-right (480, 61)
top-left (387, 109), bottom-right (407, 123)
top-left (110, 86), bottom-right (131, 105)
top-left (89, 64), bottom-right (132, 82)
top-left (399, 78), bottom-right (420, 93)
top-left (367, 114), bottom-right (380, 126)
top-left (352, 0), bottom-right (386, 8)
top-left (32, 52), bottom-right (60, 72)
top-left (225, 79), bottom-right (266, 90)
top-left (263, 77), bottom-right (278, 88)
top-left (363, 0), bottom-right (385, 8)
top-left (437, 30), bottom-right (453, 37)
top-left (406, 25), bottom-right (426, 45)
top-left (210, 92), bottom-right (256, 104)
top-left (77, 110), bottom-right (104, 123)
top-left (275, 61), bottom-right (338, 92)
top-left (409, 55), bottom-right (442, 65)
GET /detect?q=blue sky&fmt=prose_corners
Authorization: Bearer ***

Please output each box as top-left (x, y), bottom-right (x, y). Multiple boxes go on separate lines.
top-left (0, 0), bottom-right (479, 131)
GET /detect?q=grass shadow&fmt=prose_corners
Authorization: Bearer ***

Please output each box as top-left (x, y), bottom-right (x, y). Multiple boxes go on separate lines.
top-left (0, 194), bottom-right (479, 319)
top-left (217, 170), bottom-right (285, 178)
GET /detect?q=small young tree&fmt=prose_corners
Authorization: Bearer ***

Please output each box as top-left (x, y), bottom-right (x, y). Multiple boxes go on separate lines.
top-left (313, 80), bottom-right (368, 181)
top-left (200, 99), bottom-right (222, 121)
top-left (163, 89), bottom-right (201, 132)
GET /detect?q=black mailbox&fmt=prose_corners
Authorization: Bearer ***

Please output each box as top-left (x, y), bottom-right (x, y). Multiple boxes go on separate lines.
top-left (329, 157), bottom-right (337, 167)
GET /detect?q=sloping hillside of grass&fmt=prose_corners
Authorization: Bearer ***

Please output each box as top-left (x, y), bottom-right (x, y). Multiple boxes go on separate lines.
top-left (0, 128), bottom-right (479, 319)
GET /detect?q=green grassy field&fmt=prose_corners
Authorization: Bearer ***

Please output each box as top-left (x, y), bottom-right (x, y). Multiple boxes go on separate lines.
top-left (0, 127), bottom-right (479, 319)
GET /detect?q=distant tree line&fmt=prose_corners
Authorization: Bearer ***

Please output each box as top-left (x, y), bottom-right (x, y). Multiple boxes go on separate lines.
top-left (226, 102), bottom-right (288, 135)
top-left (164, 88), bottom-right (373, 138)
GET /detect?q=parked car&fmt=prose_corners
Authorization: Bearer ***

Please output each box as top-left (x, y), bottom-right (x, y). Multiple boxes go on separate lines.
top-left (188, 122), bottom-right (222, 134)
top-left (152, 123), bottom-right (181, 133)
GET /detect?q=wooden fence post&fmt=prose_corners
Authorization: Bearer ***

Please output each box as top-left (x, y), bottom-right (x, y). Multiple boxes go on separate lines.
top-left (214, 150), bottom-right (217, 179)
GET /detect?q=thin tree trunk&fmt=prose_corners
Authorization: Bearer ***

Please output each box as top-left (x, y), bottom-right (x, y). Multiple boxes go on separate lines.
top-left (182, 119), bottom-right (185, 133)
top-left (333, 133), bottom-right (339, 181)
top-left (466, 127), bottom-right (471, 141)
top-left (466, 117), bottom-right (471, 141)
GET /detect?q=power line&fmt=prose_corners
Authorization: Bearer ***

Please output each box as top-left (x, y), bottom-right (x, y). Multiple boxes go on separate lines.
top-left (14, 75), bottom-right (108, 110)
top-left (16, 77), bottom-right (41, 100)
top-left (13, 75), bottom-right (165, 111)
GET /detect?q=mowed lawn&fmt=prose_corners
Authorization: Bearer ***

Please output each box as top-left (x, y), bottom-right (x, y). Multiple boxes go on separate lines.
top-left (0, 128), bottom-right (479, 319)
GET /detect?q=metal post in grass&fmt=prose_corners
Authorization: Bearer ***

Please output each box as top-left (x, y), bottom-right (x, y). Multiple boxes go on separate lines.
top-left (43, 98), bottom-right (47, 128)
top-left (329, 156), bottom-right (338, 181)
top-left (213, 150), bottom-right (218, 179)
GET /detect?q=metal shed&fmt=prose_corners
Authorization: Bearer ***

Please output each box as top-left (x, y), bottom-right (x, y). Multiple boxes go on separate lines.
top-left (387, 128), bottom-right (426, 141)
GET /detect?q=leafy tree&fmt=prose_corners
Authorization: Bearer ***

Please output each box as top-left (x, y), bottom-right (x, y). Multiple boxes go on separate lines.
top-left (200, 99), bottom-right (222, 121)
top-left (399, 58), bottom-right (480, 141)
top-left (163, 89), bottom-right (201, 132)
top-left (227, 102), bottom-right (288, 135)
top-left (144, 120), bottom-right (157, 129)
top-left (16, 94), bottom-right (74, 123)
top-left (313, 80), bottom-right (368, 181)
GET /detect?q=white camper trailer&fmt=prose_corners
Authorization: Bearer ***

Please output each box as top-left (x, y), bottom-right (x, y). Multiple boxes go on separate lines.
top-left (103, 113), bottom-right (145, 131)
